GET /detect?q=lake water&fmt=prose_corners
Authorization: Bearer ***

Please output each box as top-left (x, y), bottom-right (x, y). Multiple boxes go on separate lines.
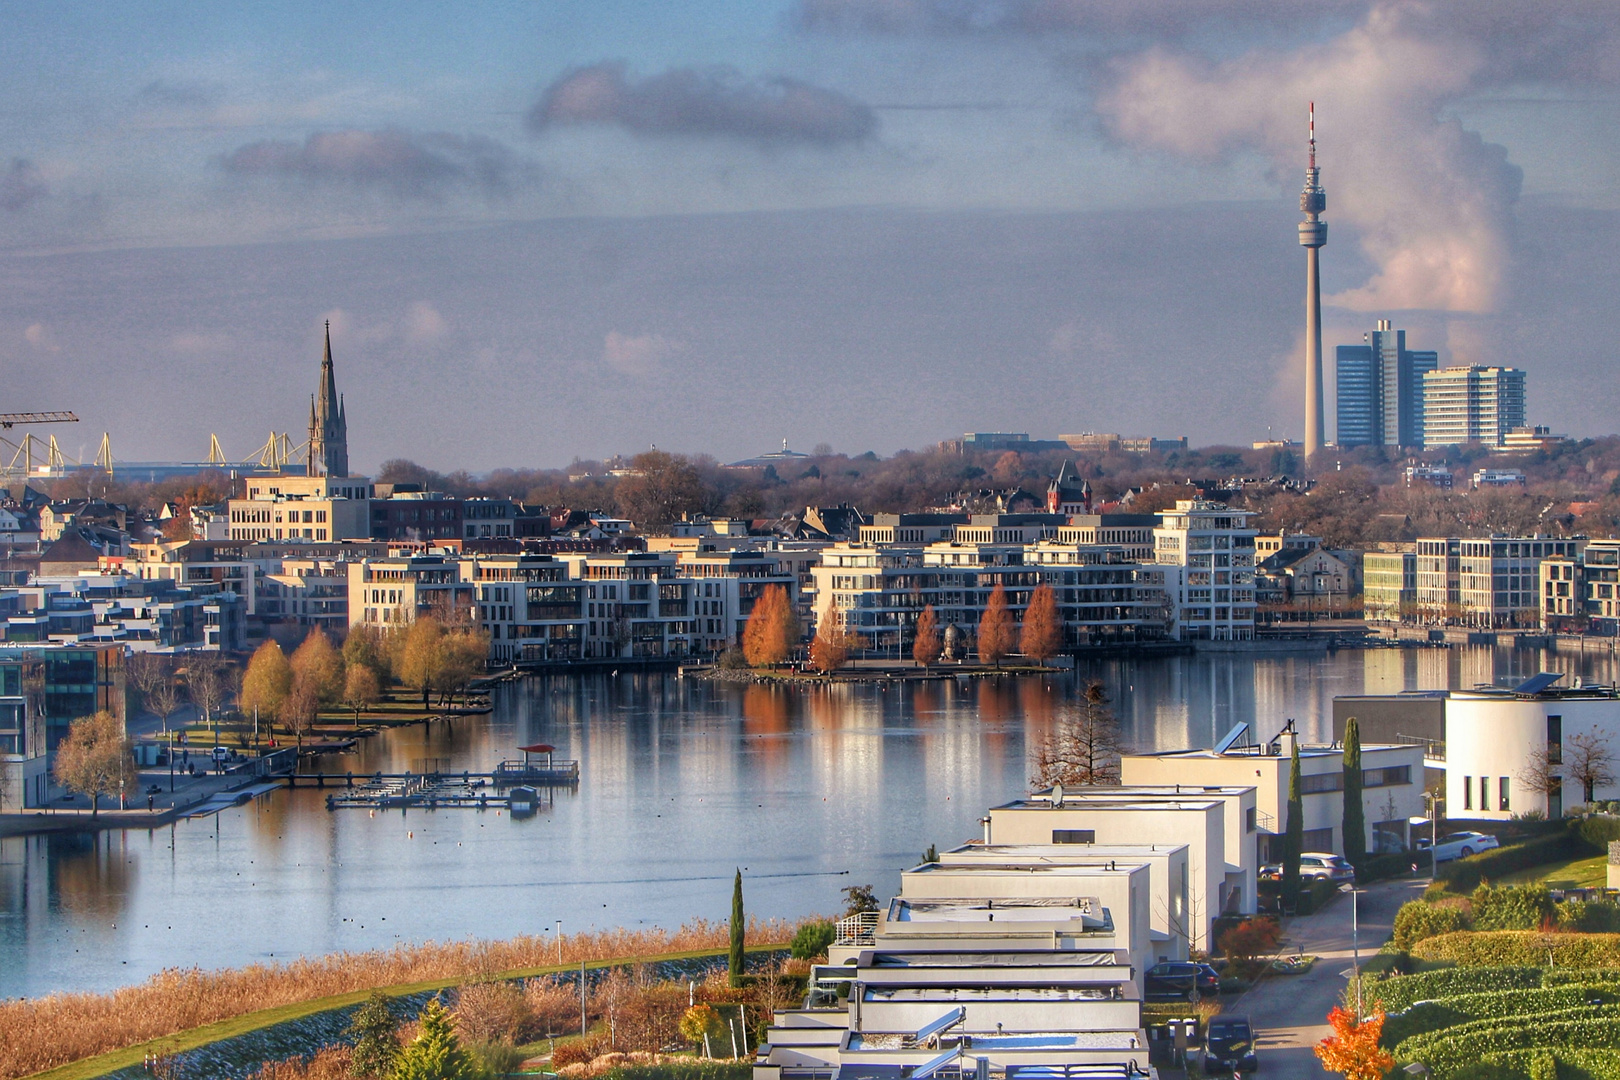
top-left (4, 644), bottom-right (1616, 999)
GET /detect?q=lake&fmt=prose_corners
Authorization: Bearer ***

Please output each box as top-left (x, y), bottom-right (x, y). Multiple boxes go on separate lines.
top-left (2, 643), bottom-right (1613, 999)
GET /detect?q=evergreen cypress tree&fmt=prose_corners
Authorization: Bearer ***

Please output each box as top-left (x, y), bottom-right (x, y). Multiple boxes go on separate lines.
top-left (346, 990), bottom-right (400, 1079)
top-left (1282, 741), bottom-right (1304, 912)
top-left (391, 998), bottom-right (476, 1080)
top-left (1342, 716), bottom-right (1366, 871)
top-left (729, 869), bottom-right (746, 987)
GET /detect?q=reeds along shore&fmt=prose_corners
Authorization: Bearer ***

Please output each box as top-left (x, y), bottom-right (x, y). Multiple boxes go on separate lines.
top-left (0, 917), bottom-right (798, 1080)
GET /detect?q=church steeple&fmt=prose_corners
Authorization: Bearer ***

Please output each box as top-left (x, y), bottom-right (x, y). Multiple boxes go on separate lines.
top-left (307, 320), bottom-right (349, 477)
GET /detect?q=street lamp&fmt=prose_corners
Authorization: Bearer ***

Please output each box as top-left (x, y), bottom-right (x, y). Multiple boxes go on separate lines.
top-left (1342, 882), bottom-right (1362, 1015)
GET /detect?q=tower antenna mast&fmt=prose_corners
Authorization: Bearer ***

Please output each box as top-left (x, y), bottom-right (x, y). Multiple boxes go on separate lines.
top-left (1299, 101), bottom-right (1328, 465)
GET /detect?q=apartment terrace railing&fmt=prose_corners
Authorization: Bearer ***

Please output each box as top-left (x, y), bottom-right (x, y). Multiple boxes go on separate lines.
top-left (835, 910), bottom-right (879, 947)
top-left (1391, 733), bottom-right (1445, 761)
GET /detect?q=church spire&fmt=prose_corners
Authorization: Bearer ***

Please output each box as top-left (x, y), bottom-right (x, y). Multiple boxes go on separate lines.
top-left (306, 319), bottom-right (349, 477)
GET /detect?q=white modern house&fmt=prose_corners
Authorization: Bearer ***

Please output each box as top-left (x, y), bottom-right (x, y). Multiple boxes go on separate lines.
top-left (983, 785), bottom-right (1258, 951)
top-left (1120, 724), bottom-right (1427, 860)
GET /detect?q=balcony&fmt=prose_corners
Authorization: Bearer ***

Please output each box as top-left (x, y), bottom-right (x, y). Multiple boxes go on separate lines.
top-left (834, 910), bottom-right (878, 946)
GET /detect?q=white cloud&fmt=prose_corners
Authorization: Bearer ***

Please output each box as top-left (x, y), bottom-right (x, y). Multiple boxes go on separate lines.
top-left (602, 330), bottom-right (682, 375)
top-left (405, 301), bottom-right (448, 344)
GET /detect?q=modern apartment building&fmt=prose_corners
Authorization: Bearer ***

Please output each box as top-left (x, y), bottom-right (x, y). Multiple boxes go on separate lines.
top-left (1363, 545), bottom-right (1417, 622)
top-left (1152, 499), bottom-right (1257, 640)
top-left (1417, 535), bottom-right (1582, 627)
top-left (1541, 540), bottom-right (1620, 634)
top-left (227, 475), bottom-right (372, 543)
top-left (1335, 320), bottom-right (1438, 448)
top-left (0, 642), bottom-right (125, 808)
top-left (1421, 365), bottom-right (1526, 449)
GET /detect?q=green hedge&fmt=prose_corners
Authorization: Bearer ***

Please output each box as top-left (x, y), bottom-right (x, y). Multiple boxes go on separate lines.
top-left (1392, 900), bottom-right (1472, 950)
top-left (1471, 1049), bottom-right (1620, 1080)
top-left (1395, 1005), bottom-right (1620, 1078)
top-left (1361, 966), bottom-right (1542, 1013)
top-left (1546, 968), bottom-right (1620, 988)
top-left (1360, 850), bottom-right (1431, 883)
top-left (1575, 815), bottom-right (1620, 850)
top-left (1561, 899), bottom-right (1620, 933)
top-left (1412, 931), bottom-right (1620, 969)
top-left (1437, 832), bottom-right (1595, 892)
top-left (1382, 986), bottom-right (1608, 1046)
top-left (1472, 884), bottom-right (1556, 931)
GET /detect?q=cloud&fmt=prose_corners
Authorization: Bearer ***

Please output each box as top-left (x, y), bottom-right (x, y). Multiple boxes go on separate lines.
top-left (528, 61), bottom-right (877, 147)
top-left (134, 79), bottom-right (222, 109)
top-left (169, 330), bottom-right (233, 356)
top-left (1, 159), bottom-right (47, 212)
top-left (1095, 4), bottom-right (1542, 313)
top-left (798, 0), bottom-right (1362, 36)
top-left (405, 301), bottom-right (448, 344)
top-left (219, 128), bottom-right (535, 199)
top-left (602, 331), bottom-right (682, 376)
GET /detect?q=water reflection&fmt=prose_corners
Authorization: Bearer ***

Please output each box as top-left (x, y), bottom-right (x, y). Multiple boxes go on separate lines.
top-left (6, 644), bottom-right (1620, 999)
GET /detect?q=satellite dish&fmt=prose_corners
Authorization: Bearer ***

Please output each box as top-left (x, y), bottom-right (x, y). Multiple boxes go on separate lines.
top-left (1052, 783), bottom-right (1065, 808)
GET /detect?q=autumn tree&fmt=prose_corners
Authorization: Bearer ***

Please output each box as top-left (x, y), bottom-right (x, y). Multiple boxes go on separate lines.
top-left (281, 676), bottom-right (319, 748)
top-left (1033, 679), bottom-right (1125, 787)
top-left (290, 628), bottom-right (345, 706)
top-left (743, 585), bottom-right (797, 668)
top-left (1314, 1006), bottom-right (1393, 1080)
top-left (810, 609), bottom-right (852, 674)
top-left (343, 664), bottom-right (381, 725)
top-left (239, 640), bottom-right (292, 724)
top-left (342, 624), bottom-right (392, 684)
top-left (912, 605), bottom-right (941, 667)
top-left (53, 711), bottom-right (134, 816)
top-left (398, 616), bottom-right (445, 708)
top-left (977, 582), bottom-right (1013, 667)
top-left (435, 627), bottom-right (489, 705)
top-left (1019, 582), bottom-right (1063, 663)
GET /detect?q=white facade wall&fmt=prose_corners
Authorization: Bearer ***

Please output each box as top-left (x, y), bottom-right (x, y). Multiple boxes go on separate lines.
top-left (1446, 694), bottom-right (1620, 819)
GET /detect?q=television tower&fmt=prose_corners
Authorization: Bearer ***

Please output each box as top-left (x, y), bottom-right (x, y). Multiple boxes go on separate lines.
top-left (1299, 102), bottom-right (1327, 463)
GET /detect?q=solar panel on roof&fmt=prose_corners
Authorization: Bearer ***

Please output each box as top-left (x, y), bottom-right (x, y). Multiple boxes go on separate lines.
top-left (1515, 672), bottom-right (1564, 695)
top-left (1213, 722), bottom-right (1251, 755)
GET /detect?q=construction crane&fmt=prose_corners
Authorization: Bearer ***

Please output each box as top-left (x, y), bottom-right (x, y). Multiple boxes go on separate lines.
top-left (0, 411), bottom-right (77, 429)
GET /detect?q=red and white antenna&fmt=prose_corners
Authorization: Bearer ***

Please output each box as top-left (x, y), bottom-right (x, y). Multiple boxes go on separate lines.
top-left (1308, 101), bottom-right (1316, 169)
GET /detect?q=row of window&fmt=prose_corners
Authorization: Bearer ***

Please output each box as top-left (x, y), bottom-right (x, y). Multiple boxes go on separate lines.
top-left (1463, 776), bottom-right (1512, 812)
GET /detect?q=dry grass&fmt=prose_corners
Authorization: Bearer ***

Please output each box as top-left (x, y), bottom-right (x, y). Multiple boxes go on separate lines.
top-left (244, 1047), bottom-right (354, 1080)
top-left (0, 917), bottom-right (796, 1080)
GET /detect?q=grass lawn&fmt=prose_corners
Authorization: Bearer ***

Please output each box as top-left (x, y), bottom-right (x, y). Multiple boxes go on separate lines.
top-left (1495, 852), bottom-right (1610, 889)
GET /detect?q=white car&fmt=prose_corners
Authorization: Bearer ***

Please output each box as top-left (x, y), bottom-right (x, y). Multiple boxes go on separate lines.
top-left (1419, 831), bottom-right (1500, 864)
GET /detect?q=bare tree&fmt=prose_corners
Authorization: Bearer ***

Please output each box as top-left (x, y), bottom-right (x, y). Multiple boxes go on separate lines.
top-left (1568, 731), bottom-right (1616, 806)
top-left (1032, 680), bottom-right (1126, 787)
top-left (187, 655), bottom-right (235, 737)
top-left (1518, 748), bottom-right (1566, 816)
top-left (146, 665), bottom-right (185, 737)
top-left (126, 652), bottom-right (168, 721)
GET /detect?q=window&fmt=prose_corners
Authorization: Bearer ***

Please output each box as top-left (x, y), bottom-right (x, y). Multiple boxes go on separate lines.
top-left (1299, 772), bottom-right (1344, 795)
top-left (1301, 827), bottom-right (1334, 853)
top-left (1499, 777), bottom-right (1510, 813)
top-left (1245, 807), bottom-right (1256, 833)
top-left (1480, 775), bottom-right (1491, 812)
top-left (1464, 777), bottom-right (1472, 810)
top-left (1548, 715), bottom-right (1563, 764)
top-left (1364, 765), bottom-right (1412, 788)
top-left (1052, 829), bottom-right (1095, 845)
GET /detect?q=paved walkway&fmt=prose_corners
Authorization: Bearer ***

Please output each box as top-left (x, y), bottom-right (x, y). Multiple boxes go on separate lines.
top-left (1232, 876), bottom-right (1425, 1076)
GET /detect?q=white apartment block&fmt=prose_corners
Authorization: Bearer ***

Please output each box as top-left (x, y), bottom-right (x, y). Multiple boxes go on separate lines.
top-left (1416, 535), bottom-right (1581, 628)
top-left (1421, 365), bottom-right (1526, 450)
top-left (228, 475), bottom-right (372, 543)
top-left (1152, 500), bottom-right (1257, 640)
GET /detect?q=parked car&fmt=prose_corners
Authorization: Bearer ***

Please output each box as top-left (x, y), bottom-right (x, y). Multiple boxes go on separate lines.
top-left (1257, 853), bottom-right (1355, 884)
top-left (1203, 1015), bottom-right (1258, 1074)
top-left (1145, 961), bottom-right (1220, 1000)
top-left (1417, 831), bottom-right (1500, 863)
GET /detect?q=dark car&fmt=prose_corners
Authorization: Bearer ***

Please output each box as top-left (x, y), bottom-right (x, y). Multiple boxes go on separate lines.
top-left (1145, 961), bottom-right (1220, 1000)
top-left (1203, 1015), bottom-right (1258, 1074)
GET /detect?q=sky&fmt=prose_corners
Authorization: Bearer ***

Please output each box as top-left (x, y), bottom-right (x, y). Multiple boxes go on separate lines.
top-left (2, 1), bottom-right (1619, 472)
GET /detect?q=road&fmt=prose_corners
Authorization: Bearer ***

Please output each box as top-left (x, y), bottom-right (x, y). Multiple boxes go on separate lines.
top-left (1234, 876), bottom-right (1425, 1075)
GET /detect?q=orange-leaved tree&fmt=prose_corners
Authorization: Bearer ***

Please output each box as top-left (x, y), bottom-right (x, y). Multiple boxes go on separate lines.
top-left (977, 582), bottom-right (1013, 667)
top-left (810, 609), bottom-right (852, 674)
top-left (1314, 1006), bottom-right (1393, 1080)
top-left (743, 585), bottom-right (797, 667)
top-left (1019, 582), bottom-right (1062, 663)
top-left (239, 640), bottom-right (292, 724)
top-left (913, 605), bottom-right (942, 668)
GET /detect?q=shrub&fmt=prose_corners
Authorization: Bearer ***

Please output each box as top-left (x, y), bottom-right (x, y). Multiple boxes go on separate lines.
top-left (1560, 899), bottom-right (1620, 933)
top-left (1576, 815), bottom-right (1620, 850)
top-left (1218, 917), bottom-right (1282, 963)
top-left (1412, 931), bottom-right (1620, 969)
top-left (553, 1035), bottom-right (611, 1068)
top-left (789, 921), bottom-right (836, 961)
top-left (1451, 1064), bottom-right (1528, 1080)
top-left (1360, 967), bottom-right (1542, 1014)
top-left (1359, 850), bottom-right (1431, 883)
top-left (1392, 901), bottom-right (1472, 950)
top-left (1544, 968), bottom-right (1620, 988)
top-left (468, 1039), bottom-right (525, 1077)
top-left (454, 980), bottom-right (535, 1044)
top-left (1381, 986), bottom-right (1599, 1047)
top-left (1471, 884), bottom-right (1555, 932)
top-left (1437, 833), bottom-right (1594, 893)
top-left (1395, 1005), bottom-right (1620, 1078)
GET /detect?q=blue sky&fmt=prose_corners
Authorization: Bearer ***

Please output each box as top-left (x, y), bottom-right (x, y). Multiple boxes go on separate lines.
top-left (2, 1), bottom-right (1619, 470)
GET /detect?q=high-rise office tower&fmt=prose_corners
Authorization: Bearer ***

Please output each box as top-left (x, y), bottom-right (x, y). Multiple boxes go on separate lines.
top-left (1421, 366), bottom-right (1527, 449)
top-left (1334, 320), bottom-right (1438, 448)
top-left (1299, 104), bottom-right (1327, 462)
